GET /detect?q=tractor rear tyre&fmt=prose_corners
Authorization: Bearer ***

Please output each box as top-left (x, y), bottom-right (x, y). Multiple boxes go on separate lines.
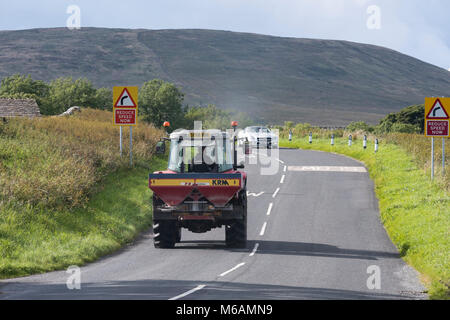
top-left (225, 216), bottom-right (247, 248)
top-left (153, 220), bottom-right (177, 248)
top-left (226, 192), bottom-right (247, 248)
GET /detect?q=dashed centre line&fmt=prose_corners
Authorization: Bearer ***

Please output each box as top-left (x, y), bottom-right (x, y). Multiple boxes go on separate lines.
top-left (280, 174), bottom-right (285, 184)
top-left (272, 187), bottom-right (280, 198)
top-left (260, 222), bottom-right (268, 236)
top-left (266, 203), bottom-right (273, 216)
top-left (249, 243), bottom-right (259, 257)
top-left (219, 263), bottom-right (246, 277)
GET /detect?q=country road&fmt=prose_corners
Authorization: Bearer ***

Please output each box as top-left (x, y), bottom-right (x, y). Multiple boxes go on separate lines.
top-left (0, 148), bottom-right (426, 300)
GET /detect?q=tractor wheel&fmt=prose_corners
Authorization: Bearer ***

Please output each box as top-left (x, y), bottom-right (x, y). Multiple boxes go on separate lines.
top-left (176, 227), bottom-right (182, 243)
top-left (226, 216), bottom-right (247, 248)
top-left (153, 220), bottom-right (177, 248)
top-left (226, 192), bottom-right (247, 248)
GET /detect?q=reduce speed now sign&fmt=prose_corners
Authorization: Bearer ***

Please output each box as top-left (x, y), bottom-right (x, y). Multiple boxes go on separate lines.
top-left (425, 98), bottom-right (450, 138)
top-left (113, 86), bottom-right (138, 126)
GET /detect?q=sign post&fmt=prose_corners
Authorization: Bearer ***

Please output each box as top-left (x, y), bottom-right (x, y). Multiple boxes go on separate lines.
top-left (425, 97), bottom-right (449, 180)
top-left (113, 86), bottom-right (138, 166)
top-left (443, 138), bottom-right (445, 175)
top-left (120, 126), bottom-right (123, 157)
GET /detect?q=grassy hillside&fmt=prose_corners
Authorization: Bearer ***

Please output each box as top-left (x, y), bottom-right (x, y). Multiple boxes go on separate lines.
top-left (1, 28), bottom-right (449, 125)
top-left (0, 110), bottom-right (166, 277)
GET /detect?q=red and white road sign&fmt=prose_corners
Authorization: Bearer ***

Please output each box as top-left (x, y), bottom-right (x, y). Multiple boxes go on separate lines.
top-left (426, 99), bottom-right (449, 120)
top-left (114, 108), bottom-right (136, 125)
top-left (425, 98), bottom-right (450, 137)
top-left (114, 88), bottom-right (137, 108)
top-left (113, 86), bottom-right (138, 126)
top-left (427, 120), bottom-right (449, 137)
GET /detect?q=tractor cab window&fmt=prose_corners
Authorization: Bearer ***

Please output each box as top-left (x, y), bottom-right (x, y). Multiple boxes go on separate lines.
top-left (168, 137), bottom-right (233, 173)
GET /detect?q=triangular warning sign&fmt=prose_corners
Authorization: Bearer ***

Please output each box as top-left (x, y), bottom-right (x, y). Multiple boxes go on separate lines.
top-left (426, 99), bottom-right (449, 119)
top-left (114, 88), bottom-right (137, 108)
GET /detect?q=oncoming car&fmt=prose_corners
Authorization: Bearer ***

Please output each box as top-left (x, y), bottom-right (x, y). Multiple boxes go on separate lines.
top-left (238, 126), bottom-right (279, 149)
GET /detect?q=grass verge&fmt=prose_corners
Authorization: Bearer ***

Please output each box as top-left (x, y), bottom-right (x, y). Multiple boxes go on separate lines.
top-left (0, 156), bottom-right (167, 279)
top-left (280, 137), bottom-right (449, 299)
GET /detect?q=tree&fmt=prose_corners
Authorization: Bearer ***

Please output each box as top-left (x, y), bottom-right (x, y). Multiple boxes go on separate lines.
top-left (284, 121), bottom-right (294, 130)
top-left (0, 74), bottom-right (50, 113)
top-left (346, 121), bottom-right (371, 132)
top-left (183, 105), bottom-right (230, 130)
top-left (376, 104), bottom-right (424, 134)
top-left (94, 88), bottom-right (112, 111)
top-left (139, 79), bottom-right (185, 129)
top-left (47, 77), bottom-right (98, 114)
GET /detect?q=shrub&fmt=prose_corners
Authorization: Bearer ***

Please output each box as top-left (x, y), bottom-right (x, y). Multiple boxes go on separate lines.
top-left (0, 108), bottom-right (164, 208)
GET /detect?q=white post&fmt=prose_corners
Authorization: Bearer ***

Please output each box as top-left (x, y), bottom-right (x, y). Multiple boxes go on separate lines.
top-left (363, 135), bottom-right (367, 149)
top-left (120, 126), bottom-right (123, 157)
top-left (431, 137), bottom-right (434, 180)
top-left (375, 139), bottom-right (379, 153)
top-left (348, 135), bottom-right (352, 147)
top-left (309, 132), bottom-right (312, 144)
top-left (289, 130), bottom-right (292, 142)
top-left (331, 134), bottom-right (335, 146)
top-left (130, 126), bottom-right (133, 166)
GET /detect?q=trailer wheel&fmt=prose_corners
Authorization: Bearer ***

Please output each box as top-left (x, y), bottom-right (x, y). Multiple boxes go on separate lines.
top-left (153, 220), bottom-right (177, 248)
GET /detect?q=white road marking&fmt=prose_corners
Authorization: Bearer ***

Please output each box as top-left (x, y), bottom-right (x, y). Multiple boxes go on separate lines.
top-left (280, 175), bottom-right (285, 184)
top-left (277, 159), bottom-right (285, 164)
top-left (249, 243), bottom-right (259, 256)
top-left (219, 263), bottom-right (246, 277)
top-left (272, 187), bottom-right (280, 198)
top-left (246, 191), bottom-right (264, 197)
top-left (266, 203), bottom-right (273, 216)
top-left (283, 165), bottom-right (287, 172)
top-left (288, 166), bottom-right (367, 173)
top-left (169, 285), bottom-right (206, 300)
top-left (260, 222), bottom-right (268, 236)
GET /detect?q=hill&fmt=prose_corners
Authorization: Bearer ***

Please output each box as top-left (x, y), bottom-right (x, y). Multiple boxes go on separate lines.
top-left (0, 28), bottom-right (449, 125)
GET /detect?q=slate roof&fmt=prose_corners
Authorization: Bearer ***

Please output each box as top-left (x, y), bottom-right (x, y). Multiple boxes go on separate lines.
top-left (0, 98), bottom-right (41, 118)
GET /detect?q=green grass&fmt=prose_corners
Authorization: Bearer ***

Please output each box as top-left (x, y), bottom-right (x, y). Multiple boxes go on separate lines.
top-left (280, 137), bottom-right (449, 299)
top-left (0, 156), bottom-right (167, 279)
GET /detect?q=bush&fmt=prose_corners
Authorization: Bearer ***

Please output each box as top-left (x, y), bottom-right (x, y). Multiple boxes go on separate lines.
top-left (346, 121), bottom-right (372, 132)
top-left (0, 109), bottom-right (164, 208)
top-left (390, 123), bottom-right (420, 134)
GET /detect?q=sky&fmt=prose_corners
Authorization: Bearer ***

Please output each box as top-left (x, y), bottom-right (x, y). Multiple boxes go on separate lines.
top-left (0, 0), bottom-right (449, 70)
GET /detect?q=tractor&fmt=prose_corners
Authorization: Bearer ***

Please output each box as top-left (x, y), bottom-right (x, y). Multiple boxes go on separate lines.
top-left (149, 129), bottom-right (247, 248)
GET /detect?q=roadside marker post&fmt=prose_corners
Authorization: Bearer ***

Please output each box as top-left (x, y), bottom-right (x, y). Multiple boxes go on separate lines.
top-left (348, 135), bottom-right (352, 147)
top-left (289, 129), bottom-right (292, 142)
top-left (331, 134), bottom-right (335, 146)
top-left (363, 135), bottom-right (367, 149)
top-left (309, 132), bottom-right (312, 144)
top-left (425, 97), bottom-right (449, 180)
top-left (375, 139), bottom-right (379, 153)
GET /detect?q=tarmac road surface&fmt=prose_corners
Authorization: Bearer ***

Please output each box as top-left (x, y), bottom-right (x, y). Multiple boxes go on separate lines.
top-left (0, 148), bottom-right (426, 300)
